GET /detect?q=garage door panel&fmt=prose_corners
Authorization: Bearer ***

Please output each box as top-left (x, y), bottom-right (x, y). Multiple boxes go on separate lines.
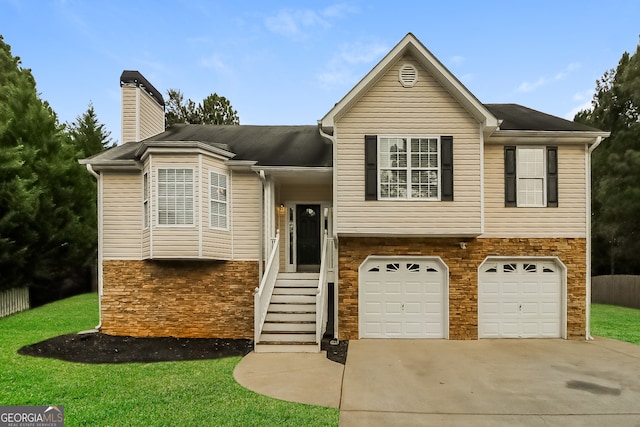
top-left (364, 301), bottom-right (382, 316)
top-left (404, 302), bottom-right (422, 314)
top-left (479, 259), bottom-right (562, 339)
top-left (385, 302), bottom-right (402, 314)
top-left (385, 282), bottom-right (401, 294)
top-left (360, 257), bottom-right (447, 339)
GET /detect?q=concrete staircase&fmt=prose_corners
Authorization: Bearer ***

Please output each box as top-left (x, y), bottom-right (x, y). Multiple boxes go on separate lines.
top-left (255, 272), bottom-right (319, 353)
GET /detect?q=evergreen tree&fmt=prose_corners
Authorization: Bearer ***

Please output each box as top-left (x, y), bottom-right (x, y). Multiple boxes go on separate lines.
top-left (575, 40), bottom-right (640, 274)
top-left (0, 36), bottom-right (109, 302)
top-left (165, 88), bottom-right (239, 128)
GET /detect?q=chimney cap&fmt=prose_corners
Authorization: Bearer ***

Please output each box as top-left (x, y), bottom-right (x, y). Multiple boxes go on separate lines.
top-left (120, 70), bottom-right (165, 107)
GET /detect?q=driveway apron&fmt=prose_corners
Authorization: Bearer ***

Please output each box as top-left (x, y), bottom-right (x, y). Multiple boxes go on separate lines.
top-left (340, 338), bottom-right (640, 426)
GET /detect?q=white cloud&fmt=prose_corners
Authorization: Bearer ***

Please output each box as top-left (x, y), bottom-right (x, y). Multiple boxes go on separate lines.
top-left (264, 4), bottom-right (357, 40)
top-left (317, 41), bottom-right (389, 88)
top-left (517, 77), bottom-right (548, 93)
top-left (516, 62), bottom-right (582, 93)
top-left (450, 55), bottom-right (465, 66)
top-left (199, 54), bottom-right (229, 72)
top-left (265, 9), bottom-right (328, 39)
top-left (564, 100), bottom-right (593, 120)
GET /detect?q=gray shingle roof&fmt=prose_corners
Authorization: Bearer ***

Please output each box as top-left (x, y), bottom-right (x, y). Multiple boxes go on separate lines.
top-left (84, 104), bottom-right (605, 167)
top-left (485, 103), bottom-right (601, 132)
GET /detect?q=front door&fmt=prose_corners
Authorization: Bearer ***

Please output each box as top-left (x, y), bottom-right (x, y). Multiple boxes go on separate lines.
top-left (296, 204), bottom-right (321, 271)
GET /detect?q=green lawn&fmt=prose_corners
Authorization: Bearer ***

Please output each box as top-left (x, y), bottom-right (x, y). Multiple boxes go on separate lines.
top-left (591, 303), bottom-right (640, 344)
top-left (0, 294), bottom-right (338, 426)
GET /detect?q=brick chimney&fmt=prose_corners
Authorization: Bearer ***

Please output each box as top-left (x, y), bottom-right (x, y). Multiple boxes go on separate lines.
top-left (120, 70), bottom-right (165, 143)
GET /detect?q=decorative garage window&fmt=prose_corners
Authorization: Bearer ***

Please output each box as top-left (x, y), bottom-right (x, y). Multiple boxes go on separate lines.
top-left (367, 262), bottom-right (440, 273)
top-left (503, 263), bottom-right (517, 273)
top-left (365, 135), bottom-right (453, 201)
top-left (210, 171), bottom-right (228, 230)
top-left (157, 168), bottom-right (194, 225)
top-left (505, 146), bottom-right (558, 207)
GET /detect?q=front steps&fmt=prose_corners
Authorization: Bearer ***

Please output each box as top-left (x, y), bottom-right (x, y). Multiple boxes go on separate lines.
top-left (255, 272), bottom-right (319, 353)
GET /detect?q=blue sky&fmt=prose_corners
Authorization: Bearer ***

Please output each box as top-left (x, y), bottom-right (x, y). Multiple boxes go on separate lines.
top-left (1, 0), bottom-right (639, 144)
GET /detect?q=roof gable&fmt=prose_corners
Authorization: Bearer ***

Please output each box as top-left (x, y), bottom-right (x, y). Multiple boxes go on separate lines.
top-left (320, 33), bottom-right (499, 131)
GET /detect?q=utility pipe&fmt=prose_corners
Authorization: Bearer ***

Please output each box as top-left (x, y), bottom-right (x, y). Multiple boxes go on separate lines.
top-left (86, 164), bottom-right (102, 330)
top-left (585, 136), bottom-right (603, 340)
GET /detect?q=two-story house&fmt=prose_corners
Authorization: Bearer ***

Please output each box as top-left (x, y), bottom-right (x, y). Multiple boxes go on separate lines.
top-left (81, 33), bottom-right (608, 352)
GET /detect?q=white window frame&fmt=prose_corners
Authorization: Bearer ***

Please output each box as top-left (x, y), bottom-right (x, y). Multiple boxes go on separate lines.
top-left (142, 171), bottom-right (149, 229)
top-left (156, 167), bottom-right (195, 227)
top-left (516, 146), bottom-right (546, 207)
top-left (209, 170), bottom-right (228, 230)
top-left (378, 136), bottom-right (440, 200)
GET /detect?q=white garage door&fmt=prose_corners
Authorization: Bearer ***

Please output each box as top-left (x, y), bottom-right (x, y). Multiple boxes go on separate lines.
top-left (359, 257), bottom-right (447, 339)
top-left (479, 259), bottom-right (563, 338)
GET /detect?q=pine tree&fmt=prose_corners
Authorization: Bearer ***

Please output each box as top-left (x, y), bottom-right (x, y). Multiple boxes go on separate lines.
top-left (575, 41), bottom-right (640, 274)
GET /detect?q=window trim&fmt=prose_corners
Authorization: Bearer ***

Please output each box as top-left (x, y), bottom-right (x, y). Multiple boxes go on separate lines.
top-left (142, 171), bottom-right (149, 229)
top-left (516, 146), bottom-right (546, 207)
top-left (377, 135), bottom-right (441, 201)
top-left (505, 145), bottom-right (558, 208)
top-left (209, 169), bottom-right (229, 231)
top-left (156, 167), bottom-right (195, 227)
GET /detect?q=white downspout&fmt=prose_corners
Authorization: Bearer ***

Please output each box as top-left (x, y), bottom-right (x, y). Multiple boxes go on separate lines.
top-left (86, 164), bottom-right (103, 330)
top-left (318, 122), bottom-right (339, 341)
top-left (585, 136), bottom-right (603, 340)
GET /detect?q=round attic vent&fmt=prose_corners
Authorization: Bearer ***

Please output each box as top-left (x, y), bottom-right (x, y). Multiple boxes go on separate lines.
top-left (399, 64), bottom-right (418, 87)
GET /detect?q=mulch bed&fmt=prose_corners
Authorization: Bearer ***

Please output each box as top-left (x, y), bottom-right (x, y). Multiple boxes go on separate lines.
top-left (18, 333), bottom-right (253, 364)
top-left (18, 332), bottom-right (349, 365)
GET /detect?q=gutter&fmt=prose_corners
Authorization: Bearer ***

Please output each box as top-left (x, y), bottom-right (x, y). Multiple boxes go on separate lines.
top-left (585, 136), bottom-right (604, 340)
top-left (85, 164), bottom-right (103, 331)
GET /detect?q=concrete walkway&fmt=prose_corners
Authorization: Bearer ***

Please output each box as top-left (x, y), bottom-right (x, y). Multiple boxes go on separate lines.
top-left (234, 338), bottom-right (640, 425)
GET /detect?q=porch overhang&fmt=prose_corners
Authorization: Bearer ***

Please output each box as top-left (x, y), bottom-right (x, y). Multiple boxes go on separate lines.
top-left (252, 166), bottom-right (333, 185)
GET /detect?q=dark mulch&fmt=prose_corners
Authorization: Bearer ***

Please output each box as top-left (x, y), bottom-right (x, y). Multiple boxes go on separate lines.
top-left (18, 332), bottom-right (253, 364)
top-left (18, 332), bottom-right (349, 365)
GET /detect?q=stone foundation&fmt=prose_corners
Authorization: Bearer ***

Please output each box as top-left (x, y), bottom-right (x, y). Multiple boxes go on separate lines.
top-left (101, 260), bottom-right (258, 338)
top-left (337, 237), bottom-right (587, 341)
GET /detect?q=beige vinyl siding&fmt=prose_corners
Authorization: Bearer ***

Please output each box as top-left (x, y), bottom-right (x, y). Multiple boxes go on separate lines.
top-left (150, 154), bottom-right (200, 258)
top-left (335, 55), bottom-right (482, 235)
top-left (103, 172), bottom-right (142, 259)
top-left (483, 144), bottom-right (587, 237)
top-left (138, 90), bottom-right (164, 140)
top-left (121, 85), bottom-right (164, 143)
top-left (231, 171), bottom-right (261, 260)
top-left (202, 157), bottom-right (232, 260)
top-left (121, 86), bottom-right (138, 143)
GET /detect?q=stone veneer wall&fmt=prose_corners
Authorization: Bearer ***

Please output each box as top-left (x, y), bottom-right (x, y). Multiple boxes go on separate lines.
top-left (101, 260), bottom-right (258, 338)
top-left (337, 237), bottom-right (587, 341)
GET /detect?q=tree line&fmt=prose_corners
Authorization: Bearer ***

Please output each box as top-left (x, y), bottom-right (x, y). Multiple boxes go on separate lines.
top-left (0, 35), bottom-right (240, 305)
top-left (575, 39), bottom-right (640, 275)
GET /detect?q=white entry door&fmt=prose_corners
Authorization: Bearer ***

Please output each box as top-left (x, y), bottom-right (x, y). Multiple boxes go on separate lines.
top-left (478, 259), bottom-right (563, 338)
top-left (359, 257), bottom-right (447, 339)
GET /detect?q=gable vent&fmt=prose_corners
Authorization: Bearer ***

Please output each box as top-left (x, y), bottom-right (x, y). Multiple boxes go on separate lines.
top-left (399, 64), bottom-right (418, 87)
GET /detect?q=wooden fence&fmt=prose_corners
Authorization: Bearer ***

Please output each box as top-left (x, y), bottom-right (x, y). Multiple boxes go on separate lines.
top-left (592, 275), bottom-right (640, 309)
top-left (0, 287), bottom-right (30, 318)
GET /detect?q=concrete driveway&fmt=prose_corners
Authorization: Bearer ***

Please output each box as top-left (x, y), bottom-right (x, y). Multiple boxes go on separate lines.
top-left (235, 338), bottom-right (640, 426)
top-left (341, 338), bottom-right (640, 426)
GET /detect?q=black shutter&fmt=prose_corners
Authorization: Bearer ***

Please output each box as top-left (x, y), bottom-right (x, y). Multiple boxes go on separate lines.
top-left (441, 136), bottom-right (453, 201)
top-left (504, 146), bottom-right (517, 207)
top-left (547, 146), bottom-right (558, 207)
top-left (364, 135), bottom-right (378, 200)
